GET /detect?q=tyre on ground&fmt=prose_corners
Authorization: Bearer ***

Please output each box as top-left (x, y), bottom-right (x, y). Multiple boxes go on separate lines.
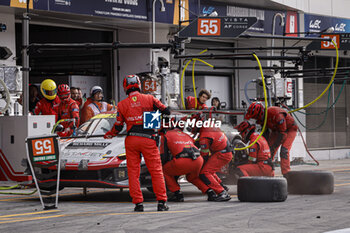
top-left (286, 170), bottom-right (334, 195)
top-left (238, 176), bottom-right (288, 202)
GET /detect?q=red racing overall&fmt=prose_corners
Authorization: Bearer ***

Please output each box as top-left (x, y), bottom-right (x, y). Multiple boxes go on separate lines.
top-left (107, 91), bottom-right (168, 204)
top-left (34, 96), bottom-right (61, 121)
top-left (198, 127), bottom-right (233, 195)
top-left (160, 129), bottom-right (208, 193)
top-left (258, 106), bottom-right (297, 175)
top-left (57, 98), bottom-right (80, 137)
top-left (237, 132), bottom-right (274, 177)
top-left (185, 96), bottom-right (208, 110)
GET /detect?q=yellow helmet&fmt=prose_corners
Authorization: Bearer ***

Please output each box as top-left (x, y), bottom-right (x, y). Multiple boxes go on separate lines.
top-left (40, 79), bottom-right (57, 100)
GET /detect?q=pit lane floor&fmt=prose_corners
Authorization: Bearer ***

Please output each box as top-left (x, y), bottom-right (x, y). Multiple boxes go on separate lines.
top-left (1, 159), bottom-right (350, 233)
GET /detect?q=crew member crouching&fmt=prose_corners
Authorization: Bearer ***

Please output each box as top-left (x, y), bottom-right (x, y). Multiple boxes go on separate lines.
top-left (160, 127), bottom-right (213, 202)
top-left (194, 113), bottom-right (232, 202)
top-left (234, 121), bottom-right (274, 177)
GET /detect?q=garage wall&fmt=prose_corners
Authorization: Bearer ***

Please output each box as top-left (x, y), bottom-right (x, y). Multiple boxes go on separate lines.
top-left (272, 0), bottom-right (350, 18)
top-left (0, 13), bottom-right (16, 66)
top-left (117, 27), bottom-right (170, 101)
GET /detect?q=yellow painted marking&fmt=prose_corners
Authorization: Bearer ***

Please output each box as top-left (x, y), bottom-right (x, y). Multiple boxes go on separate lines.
top-left (330, 168), bottom-right (350, 172)
top-left (230, 195), bottom-right (237, 198)
top-left (0, 214), bottom-right (65, 224)
top-left (0, 210), bottom-right (59, 219)
top-left (335, 182), bottom-right (350, 187)
top-left (0, 210), bottom-right (190, 224)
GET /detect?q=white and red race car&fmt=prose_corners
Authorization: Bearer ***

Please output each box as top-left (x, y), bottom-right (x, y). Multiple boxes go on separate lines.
top-left (34, 110), bottom-right (153, 192)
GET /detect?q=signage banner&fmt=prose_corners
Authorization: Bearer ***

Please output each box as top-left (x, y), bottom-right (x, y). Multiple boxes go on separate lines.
top-left (179, 16), bottom-right (257, 38)
top-left (48, 0), bottom-right (148, 21)
top-left (305, 14), bottom-right (350, 36)
top-left (306, 33), bottom-right (350, 50)
top-left (200, 0), bottom-right (288, 35)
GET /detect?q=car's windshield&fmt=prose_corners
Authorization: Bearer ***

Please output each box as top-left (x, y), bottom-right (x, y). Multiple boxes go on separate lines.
top-left (77, 117), bottom-right (126, 136)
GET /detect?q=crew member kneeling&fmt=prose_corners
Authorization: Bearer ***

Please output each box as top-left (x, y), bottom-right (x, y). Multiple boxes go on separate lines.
top-left (104, 75), bottom-right (170, 212)
top-left (195, 113), bottom-right (232, 202)
top-left (234, 121), bottom-right (274, 177)
top-left (160, 128), bottom-right (212, 202)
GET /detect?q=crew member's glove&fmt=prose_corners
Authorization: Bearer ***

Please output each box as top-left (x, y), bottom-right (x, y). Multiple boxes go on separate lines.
top-left (104, 130), bottom-right (117, 139)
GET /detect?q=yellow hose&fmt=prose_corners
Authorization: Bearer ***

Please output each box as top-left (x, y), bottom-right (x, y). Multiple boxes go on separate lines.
top-left (192, 60), bottom-right (198, 109)
top-left (234, 53), bottom-right (268, 151)
top-left (179, 51), bottom-right (267, 150)
top-left (288, 39), bottom-right (339, 113)
top-left (180, 50), bottom-right (212, 109)
top-left (180, 60), bottom-right (193, 109)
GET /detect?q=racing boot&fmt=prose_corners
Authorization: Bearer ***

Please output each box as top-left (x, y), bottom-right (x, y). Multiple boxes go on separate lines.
top-left (157, 200), bottom-right (169, 211)
top-left (168, 190), bottom-right (184, 202)
top-left (206, 189), bottom-right (217, 201)
top-left (215, 190), bottom-right (231, 202)
top-left (220, 183), bottom-right (229, 191)
top-left (134, 203), bottom-right (144, 212)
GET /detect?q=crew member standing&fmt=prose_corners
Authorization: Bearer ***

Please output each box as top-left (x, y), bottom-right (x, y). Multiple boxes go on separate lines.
top-left (195, 114), bottom-right (232, 201)
top-left (104, 74), bottom-right (170, 212)
top-left (185, 89), bottom-right (210, 110)
top-left (244, 102), bottom-right (298, 176)
top-left (56, 84), bottom-right (80, 137)
top-left (80, 86), bottom-right (114, 124)
top-left (160, 127), bottom-right (216, 202)
top-left (34, 79), bottom-right (61, 121)
top-left (234, 121), bottom-right (274, 177)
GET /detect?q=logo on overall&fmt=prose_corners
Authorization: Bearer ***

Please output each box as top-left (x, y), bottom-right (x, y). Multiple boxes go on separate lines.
top-left (143, 110), bottom-right (161, 129)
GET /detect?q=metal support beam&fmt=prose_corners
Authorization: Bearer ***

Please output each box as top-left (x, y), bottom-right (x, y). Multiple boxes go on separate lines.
top-left (22, 13), bottom-right (30, 116)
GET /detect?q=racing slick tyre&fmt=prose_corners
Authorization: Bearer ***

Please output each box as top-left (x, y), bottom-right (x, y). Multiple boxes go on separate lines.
top-left (237, 177), bottom-right (288, 202)
top-left (286, 170), bottom-right (334, 195)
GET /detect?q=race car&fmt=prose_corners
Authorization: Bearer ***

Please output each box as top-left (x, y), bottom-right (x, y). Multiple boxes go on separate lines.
top-left (32, 110), bottom-right (153, 192)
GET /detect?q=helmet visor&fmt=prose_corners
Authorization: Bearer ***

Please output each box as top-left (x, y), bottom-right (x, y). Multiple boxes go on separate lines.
top-left (44, 89), bottom-right (57, 97)
top-left (126, 76), bottom-right (139, 85)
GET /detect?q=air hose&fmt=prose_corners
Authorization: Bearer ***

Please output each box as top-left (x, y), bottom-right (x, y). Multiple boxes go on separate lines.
top-left (244, 79), bottom-right (255, 105)
top-left (180, 52), bottom-right (269, 151)
top-left (281, 103), bottom-right (319, 166)
top-left (0, 184), bottom-right (37, 195)
top-left (292, 80), bottom-right (347, 130)
top-left (288, 39), bottom-right (339, 114)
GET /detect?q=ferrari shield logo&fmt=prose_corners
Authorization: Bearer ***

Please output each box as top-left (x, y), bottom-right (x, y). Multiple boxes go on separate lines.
top-left (132, 96), bottom-right (137, 102)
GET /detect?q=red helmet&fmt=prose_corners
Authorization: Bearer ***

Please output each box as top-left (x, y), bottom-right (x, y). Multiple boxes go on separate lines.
top-left (234, 121), bottom-right (256, 142)
top-left (244, 102), bottom-right (264, 120)
top-left (123, 75), bottom-right (141, 93)
top-left (58, 84), bottom-right (70, 100)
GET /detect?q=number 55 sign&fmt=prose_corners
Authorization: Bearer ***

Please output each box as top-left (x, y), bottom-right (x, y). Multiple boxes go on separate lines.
top-left (179, 17), bottom-right (257, 38)
top-left (26, 135), bottom-right (60, 164)
top-left (26, 135), bottom-right (61, 210)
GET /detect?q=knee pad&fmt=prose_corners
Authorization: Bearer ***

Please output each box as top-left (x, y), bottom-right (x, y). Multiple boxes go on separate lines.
top-left (280, 146), bottom-right (289, 159)
top-left (199, 174), bottom-right (211, 185)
